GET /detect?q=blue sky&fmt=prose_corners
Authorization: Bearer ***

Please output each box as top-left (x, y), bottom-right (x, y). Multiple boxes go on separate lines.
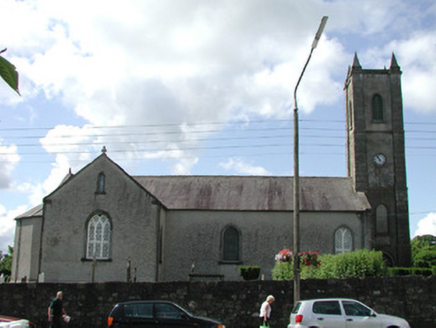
top-left (0, 0), bottom-right (435, 252)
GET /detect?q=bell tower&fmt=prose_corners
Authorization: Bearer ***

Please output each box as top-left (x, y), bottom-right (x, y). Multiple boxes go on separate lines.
top-left (344, 53), bottom-right (411, 266)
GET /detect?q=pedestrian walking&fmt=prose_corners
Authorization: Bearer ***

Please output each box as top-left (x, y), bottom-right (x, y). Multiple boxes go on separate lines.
top-left (48, 291), bottom-right (68, 327)
top-left (259, 295), bottom-right (275, 327)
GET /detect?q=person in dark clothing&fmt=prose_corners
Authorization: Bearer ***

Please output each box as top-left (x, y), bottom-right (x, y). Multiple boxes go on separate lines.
top-left (48, 291), bottom-right (67, 327)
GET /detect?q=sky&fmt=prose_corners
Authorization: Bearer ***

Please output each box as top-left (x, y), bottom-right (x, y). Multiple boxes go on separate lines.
top-left (0, 0), bottom-right (435, 253)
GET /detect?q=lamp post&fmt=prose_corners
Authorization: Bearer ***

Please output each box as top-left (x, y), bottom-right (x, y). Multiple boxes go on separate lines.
top-left (293, 16), bottom-right (328, 304)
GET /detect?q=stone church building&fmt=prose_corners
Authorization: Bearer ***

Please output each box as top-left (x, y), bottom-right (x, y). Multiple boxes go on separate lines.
top-left (11, 54), bottom-right (411, 283)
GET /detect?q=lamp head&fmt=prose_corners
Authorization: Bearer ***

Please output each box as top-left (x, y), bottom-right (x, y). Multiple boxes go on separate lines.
top-left (311, 16), bottom-right (328, 49)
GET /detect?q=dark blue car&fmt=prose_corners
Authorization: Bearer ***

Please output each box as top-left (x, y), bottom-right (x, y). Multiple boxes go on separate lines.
top-left (107, 300), bottom-right (225, 328)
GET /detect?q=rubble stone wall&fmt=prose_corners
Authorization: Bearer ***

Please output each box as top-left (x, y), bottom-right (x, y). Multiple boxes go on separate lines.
top-left (0, 276), bottom-right (434, 328)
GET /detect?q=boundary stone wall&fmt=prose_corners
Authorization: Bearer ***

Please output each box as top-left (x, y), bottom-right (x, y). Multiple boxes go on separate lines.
top-left (0, 276), bottom-right (434, 328)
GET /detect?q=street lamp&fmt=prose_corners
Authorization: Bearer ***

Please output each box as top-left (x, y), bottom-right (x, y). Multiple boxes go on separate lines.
top-left (293, 16), bottom-right (328, 304)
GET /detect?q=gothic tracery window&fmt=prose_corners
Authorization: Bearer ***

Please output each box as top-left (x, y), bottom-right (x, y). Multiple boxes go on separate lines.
top-left (335, 227), bottom-right (352, 254)
top-left (87, 213), bottom-right (111, 259)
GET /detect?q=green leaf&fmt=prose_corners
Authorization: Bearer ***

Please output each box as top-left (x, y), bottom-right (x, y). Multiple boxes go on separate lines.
top-left (0, 51), bottom-right (20, 95)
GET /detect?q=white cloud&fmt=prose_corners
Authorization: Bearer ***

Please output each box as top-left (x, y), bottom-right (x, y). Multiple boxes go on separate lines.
top-left (220, 158), bottom-right (271, 176)
top-left (414, 213), bottom-right (436, 237)
top-left (2, 0), bottom-right (434, 163)
top-left (0, 140), bottom-right (20, 189)
top-left (172, 157), bottom-right (199, 175)
top-left (39, 125), bottom-right (100, 191)
top-left (3, 0), bottom-right (434, 126)
top-left (3, 1), bottom-right (351, 174)
top-left (390, 32), bottom-right (436, 113)
top-left (4, 0), bottom-right (433, 168)
top-left (4, 0), bottom-right (350, 124)
top-left (0, 204), bottom-right (28, 252)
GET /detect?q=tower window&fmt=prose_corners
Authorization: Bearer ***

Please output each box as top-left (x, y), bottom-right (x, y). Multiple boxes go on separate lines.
top-left (348, 101), bottom-right (354, 130)
top-left (376, 204), bottom-right (389, 234)
top-left (87, 213), bottom-right (111, 259)
top-left (335, 227), bottom-right (352, 253)
top-left (222, 226), bottom-right (240, 262)
top-left (372, 94), bottom-right (384, 122)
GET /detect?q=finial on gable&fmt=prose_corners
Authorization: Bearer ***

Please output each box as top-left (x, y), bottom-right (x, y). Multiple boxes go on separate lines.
top-left (59, 168), bottom-right (74, 186)
top-left (102, 146), bottom-right (107, 153)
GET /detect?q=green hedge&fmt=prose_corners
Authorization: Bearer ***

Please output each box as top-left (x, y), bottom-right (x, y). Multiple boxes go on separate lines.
top-left (273, 250), bottom-right (436, 280)
top-left (387, 267), bottom-right (436, 276)
top-left (238, 265), bottom-right (261, 280)
top-left (272, 261), bottom-right (295, 280)
top-left (273, 249), bottom-right (387, 280)
top-left (326, 249), bottom-right (387, 278)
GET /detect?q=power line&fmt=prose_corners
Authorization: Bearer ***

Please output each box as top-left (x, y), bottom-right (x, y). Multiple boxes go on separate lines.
top-left (0, 118), bottom-right (434, 162)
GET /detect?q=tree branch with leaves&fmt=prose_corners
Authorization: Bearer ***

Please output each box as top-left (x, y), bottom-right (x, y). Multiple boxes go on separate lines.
top-left (0, 246), bottom-right (13, 281)
top-left (0, 48), bottom-right (20, 95)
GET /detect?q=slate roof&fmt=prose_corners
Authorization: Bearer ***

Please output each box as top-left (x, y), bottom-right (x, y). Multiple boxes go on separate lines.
top-left (16, 204), bottom-right (43, 219)
top-left (135, 176), bottom-right (370, 212)
top-left (16, 176), bottom-right (370, 220)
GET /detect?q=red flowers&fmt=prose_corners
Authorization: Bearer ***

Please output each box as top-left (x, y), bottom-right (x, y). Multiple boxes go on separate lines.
top-left (300, 250), bottom-right (321, 267)
top-left (275, 249), bottom-right (321, 267)
top-left (275, 249), bottom-right (293, 262)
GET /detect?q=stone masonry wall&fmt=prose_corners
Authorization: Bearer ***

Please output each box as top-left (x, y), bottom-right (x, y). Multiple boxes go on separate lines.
top-left (0, 276), bottom-right (434, 328)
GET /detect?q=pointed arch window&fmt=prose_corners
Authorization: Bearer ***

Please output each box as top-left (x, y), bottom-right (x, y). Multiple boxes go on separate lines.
top-left (96, 173), bottom-right (106, 194)
top-left (222, 226), bottom-right (240, 262)
top-left (376, 204), bottom-right (389, 234)
top-left (372, 94), bottom-right (384, 122)
top-left (335, 227), bottom-right (352, 254)
top-left (87, 213), bottom-right (111, 259)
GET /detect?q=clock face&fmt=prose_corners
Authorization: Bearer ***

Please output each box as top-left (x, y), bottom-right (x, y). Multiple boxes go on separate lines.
top-left (373, 153), bottom-right (386, 166)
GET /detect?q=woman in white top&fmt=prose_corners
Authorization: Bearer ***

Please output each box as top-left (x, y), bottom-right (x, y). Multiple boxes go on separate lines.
top-left (259, 295), bottom-right (275, 326)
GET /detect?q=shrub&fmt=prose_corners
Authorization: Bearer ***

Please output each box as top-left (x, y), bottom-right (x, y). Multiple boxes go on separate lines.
top-left (411, 235), bottom-right (436, 268)
top-left (329, 249), bottom-right (387, 278)
top-left (413, 249), bottom-right (436, 268)
top-left (238, 266), bottom-right (261, 281)
top-left (272, 260), bottom-right (294, 280)
top-left (308, 254), bottom-right (336, 279)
